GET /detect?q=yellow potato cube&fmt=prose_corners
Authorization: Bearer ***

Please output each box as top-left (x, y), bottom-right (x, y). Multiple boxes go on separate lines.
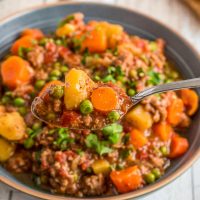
top-left (125, 105), bottom-right (153, 131)
top-left (92, 159), bottom-right (110, 175)
top-left (0, 112), bottom-right (26, 140)
top-left (56, 24), bottom-right (75, 37)
top-left (64, 68), bottom-right (96, 110)
top-left (0, 138), bottom-right (15, 162)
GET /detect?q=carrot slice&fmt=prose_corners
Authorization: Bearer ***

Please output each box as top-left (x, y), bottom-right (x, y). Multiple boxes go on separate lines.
top-left (21, 28), bottom-right (44, 39)
top-left (110, 165), bottom-right (142, 193)
top-left (129, 129), bottom-right (148, 149)
top-left (91, 87), bottom-right (117, 112)
top-left (167, 98), bottom-right (184, 126)
top-left (82, 27), bottom-right (107, 53)
top-left (153, 121), bottom-right (172, 141)
top-left (169, 134), bottom-right (189, 158)
top-left (1, 56), bottom-right (32, 89)
top-left (11, 36), bottom-right (35, 54)
top-left (180, 89), bottom-right (199, 116)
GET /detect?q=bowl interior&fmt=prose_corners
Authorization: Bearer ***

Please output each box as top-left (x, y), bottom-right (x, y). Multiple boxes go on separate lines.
top-left (0, 2), bottom-right (200, 199)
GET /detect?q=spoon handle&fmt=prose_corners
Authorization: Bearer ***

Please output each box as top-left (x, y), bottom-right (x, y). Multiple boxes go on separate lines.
top-left (132, 77), bottom-right (200, 105)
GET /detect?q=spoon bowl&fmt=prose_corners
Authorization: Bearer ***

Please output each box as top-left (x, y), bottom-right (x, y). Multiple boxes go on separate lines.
top-left (31, 77), bottom-right (200, 130)
top-left (31, 82), bottom-right (132, 130)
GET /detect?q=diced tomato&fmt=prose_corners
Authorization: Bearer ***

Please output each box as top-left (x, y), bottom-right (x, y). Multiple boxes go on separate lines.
top-left (61, 111), bottom-right (80, 126)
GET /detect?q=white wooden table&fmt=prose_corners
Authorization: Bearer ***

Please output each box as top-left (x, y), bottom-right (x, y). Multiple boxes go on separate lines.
top-left (0, 0), bottom-right (200, 200)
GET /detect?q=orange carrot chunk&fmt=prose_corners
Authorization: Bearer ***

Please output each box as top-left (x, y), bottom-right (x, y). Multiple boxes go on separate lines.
top-left (1, 56), bottom-right (32, 89)
top-left (153, 121), bottom-right (172, 141)
top-left (11, 36), bottom-right (35, 54)
top-left (169, 134), bottom-right (189, 158)
top-left (21, 28), bottom-right (44, 39)
top-left (110, 165), bottom-right (142, 193)
top-left (167, 98), bottom-right (184, 126)
top-left (91, 87), bottom-right (118, 112)
top-left (82, 27), bottom-right (107, 53)
top-left (180, 89), bottom-right (199, 116)
top-left (129, 129), bottom-right (148, 149)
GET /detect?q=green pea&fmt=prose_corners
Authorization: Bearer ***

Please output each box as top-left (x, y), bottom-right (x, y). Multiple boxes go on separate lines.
top-left (76, 149), bottom-right (84, 156)
top-left (24, 138), bottom-right (34, 149)
top-left (35, 80), bottom-right (45, 89)
top-left (80, 100), bottom-right (93, 115)
top-left (48, 129), bottom-right (56, 135)
top-left (108, 111), bottom-right (120, 122)
top-left (5, 91), bottom-right (13, 97)
top-left (55, 39), bottom-right (62, 45)
top-left (86, 167), bottom-right (92, 173)
top-left (149, 42), bottom-right (158, 51)
top-left (30, 129), bottom-right (42, 138)
top-left (32, 122), bottom-right (42, 131)
top-left (50, 85), bottom-right (64, 99)
top-left (116, 76), bottom-right (126, 83)
top-left (151, 168), bottom-right (161, 179)
top-left (137, 68), bottom-right (145, 77)
top-left (127, 89), bottom-right (136, 96)
top-left (144, 173), bottom-right (156, 184)
top-left (18, 107), bottom-right (27, 115)
top-left (49, 76), bottom-right (58, 81)
top-left (54, 62), bottom-right (61, 68)
top-left (1, 96), bottom-right (10, 104)
top-left (47, 113), bottom-right (56, 120)
top-left (26, 128), bottom-right (34, 135)
top-left (39, 38), bottom-right (48, 46)
top-left (13, 98), bottom-right (25, 107)
top-left (116, 164), bottom-right (124, 170)
top-left (160, 146), bottom-right (168, 156)
top-left (50, 70), bottom-right (62, 77)
top-left (60, 66), bottom-right (68, 73)
top-left (93, 75), bottom-right (100, 81)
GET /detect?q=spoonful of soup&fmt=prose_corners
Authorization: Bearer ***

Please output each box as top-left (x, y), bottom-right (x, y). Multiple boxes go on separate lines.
top-left (31, 68), bottom-right (200, 129)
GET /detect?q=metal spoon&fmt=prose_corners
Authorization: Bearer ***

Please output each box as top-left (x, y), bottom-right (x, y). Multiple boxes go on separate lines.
top-left (131, 77), bottom-right (200, 106)
top-left (31, 78), bottom-right (200, 129)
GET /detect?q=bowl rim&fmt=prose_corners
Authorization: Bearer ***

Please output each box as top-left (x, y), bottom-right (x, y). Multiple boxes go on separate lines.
top-left (0, 1), bottom-right (200, 200)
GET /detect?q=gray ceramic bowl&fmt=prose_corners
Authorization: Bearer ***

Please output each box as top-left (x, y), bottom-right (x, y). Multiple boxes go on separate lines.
top-left (0, 2), bottom-right (200, 200)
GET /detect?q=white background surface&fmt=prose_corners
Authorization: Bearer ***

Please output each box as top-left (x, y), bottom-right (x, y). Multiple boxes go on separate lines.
top-left (0, 0), bottom-right (199, 200)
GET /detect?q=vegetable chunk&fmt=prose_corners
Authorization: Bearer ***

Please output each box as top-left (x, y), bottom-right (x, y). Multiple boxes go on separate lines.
top-left (167, 98), bottom-right (184, 126)
top-left (82, 27), bottom-right (107, 53)
top-left (110, 165), bottom-right (142, 193)
top-left (129, 129), bottom-right (148, 149)
top-left (180, 89), bottom-right (199, 116)
top-left (153, 121), bottom-right (172, 141)
top-left (125, 105), bottom-right (153, 131)
top-left (0, 112), bottom-right (26, 140)
top-left (169, 134), bottom-right (189, 158)
top-left (92, 159), bottom-right (110, 174)
top-left (21, 28), bottom-right (44, 39)
top-left (91, 87), bottom-right (118, 112)
top-left (64, 68), bottom-right (96, 110)
top-left (1, 56), bottom-right (33, 89)
top-left (0, 138), bottom-right (15, 162)
top-left (97, 22), bottom-right (123, 48)
top-left (11, 36), bottom-right (35, 54)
